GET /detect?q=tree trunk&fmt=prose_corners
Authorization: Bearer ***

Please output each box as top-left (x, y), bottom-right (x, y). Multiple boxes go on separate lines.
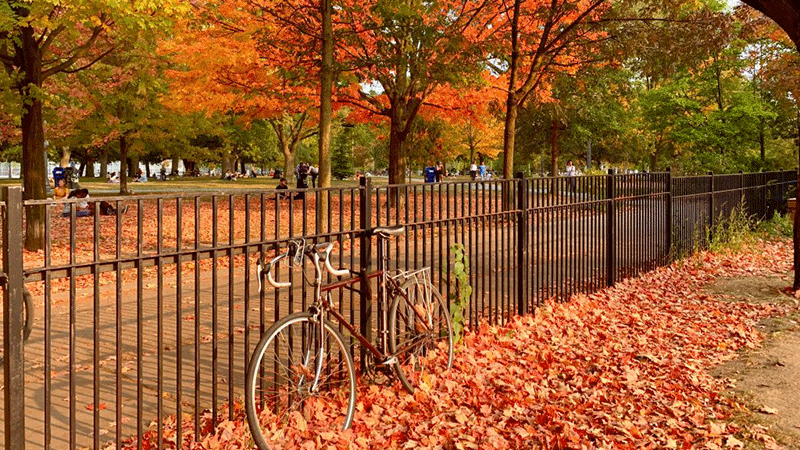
top-left (99, 147), bottom-right (108, 179)
top-left (502, 0), bottom-right (521, 182)
top-left (85, 159), bottom-right (95, 178)
top-left (282, 142), bottom-right (296, 183)
top-left (18, 25), bottom-right (46, 251)
top-left (220, 149), bottom-right (230, 179)
top-left (182, 159), bottom-right (194, 175)
top-left (759, 117), bottom-right (766, 163)
top-left (144, 163), bottom-right (150, 179)
top-left (119, 135), bottom-right (130, 195)
top-left (550, 119), bottom-right (559, 178)
top-left (60, 147), bottom-right (71, 167)
top-left (172, 155), bottom-right (181, 175)
top-left (317, 0), bottom-right (334, 234)
top-left (388, 116), bottom-right (408, 186)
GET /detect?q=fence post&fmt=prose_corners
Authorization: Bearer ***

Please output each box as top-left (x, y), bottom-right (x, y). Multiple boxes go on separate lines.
top-left (358, 177), bottom-right (372, 372)
top-left (515, 172), bottom-right (526, 315)
top-left (708, 171), bottom-right (715, 243)
top-left (3, 186), bottom-right (25, 450)
top-left (665, 168), bottom-right (672, 265)
top-left (606, 169), bottom-right (616, 287)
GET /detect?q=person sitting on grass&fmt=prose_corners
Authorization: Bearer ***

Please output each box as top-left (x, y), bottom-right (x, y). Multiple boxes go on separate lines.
top-left (63, 189), bottom-right (128, 217)
top-left (53, 178), bottom-right (68, 201)
top-left (275, 177), bottom-right (290, 199)
top-left (64, 189), bottom-right (91, 217)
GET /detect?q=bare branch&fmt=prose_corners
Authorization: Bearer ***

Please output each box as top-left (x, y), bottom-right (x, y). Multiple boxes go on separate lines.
top-left (59, 45), bottom-right (116, 75)
top-left (40, 24), bottom-right (66, 53)
top-left (41, 20), bottom-right (107, 79)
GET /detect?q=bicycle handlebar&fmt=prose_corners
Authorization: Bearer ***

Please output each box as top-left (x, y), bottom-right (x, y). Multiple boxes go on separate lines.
top-left (260, 241), bottom-right (351, 290)
top-left (264, 253), bottom-right (292, 288)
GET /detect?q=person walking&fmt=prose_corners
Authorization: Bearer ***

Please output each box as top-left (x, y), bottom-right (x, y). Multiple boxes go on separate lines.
top-left (469, 161), bottom-right (478, 180)
top-left (565, 159), bottom-right (577, 194)
top-left (309, 165), bottom-right (319, 188)
top-left (478, 161), bottom-right (487, 180)
top-left (435, 161), bottom-right (444, 182)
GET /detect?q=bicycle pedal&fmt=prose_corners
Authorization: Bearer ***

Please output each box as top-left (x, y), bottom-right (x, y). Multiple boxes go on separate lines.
top-left (376, 356), bottom-right (398, 368)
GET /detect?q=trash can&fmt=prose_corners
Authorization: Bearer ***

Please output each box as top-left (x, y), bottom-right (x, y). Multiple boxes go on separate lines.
top-left (424, 166), bottom-right (436, 183)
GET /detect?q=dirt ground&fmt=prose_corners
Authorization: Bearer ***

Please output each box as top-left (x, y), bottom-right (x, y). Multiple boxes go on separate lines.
top-left (707, 271), bottom-right (800, 449)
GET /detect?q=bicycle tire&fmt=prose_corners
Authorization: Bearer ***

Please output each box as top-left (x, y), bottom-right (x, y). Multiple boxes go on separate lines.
top-left (23, 287), bottom-right (33, 341)
top-left (388, 278), bottom-right (454, 394)
top-left (245, 312), bottom-right (356, 450)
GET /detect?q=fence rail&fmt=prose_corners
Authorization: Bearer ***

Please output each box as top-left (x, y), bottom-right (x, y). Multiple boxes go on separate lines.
top-left (1, 169), bottom-right (795, 449)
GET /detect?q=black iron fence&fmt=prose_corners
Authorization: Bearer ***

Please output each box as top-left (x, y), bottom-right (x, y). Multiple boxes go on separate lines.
top-left (1, 169), bottom-right (795, 449)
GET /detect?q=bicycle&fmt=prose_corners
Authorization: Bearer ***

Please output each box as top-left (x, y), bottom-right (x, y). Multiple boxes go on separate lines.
top-left (245, 226), bottom-right (454, 449)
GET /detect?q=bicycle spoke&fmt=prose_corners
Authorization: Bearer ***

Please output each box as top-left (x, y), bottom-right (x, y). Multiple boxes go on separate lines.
top-left (389, 280), bottom-right (454, 393)
top-left (247, 313), bottom-right (356, 450)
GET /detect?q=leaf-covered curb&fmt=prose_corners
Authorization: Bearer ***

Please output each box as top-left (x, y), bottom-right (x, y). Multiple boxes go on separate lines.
top-left (125, 239), bottom-right (793, 450)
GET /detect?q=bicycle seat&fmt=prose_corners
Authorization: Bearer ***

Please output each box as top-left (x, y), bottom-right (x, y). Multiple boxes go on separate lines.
top-left (373, 226), bottom-right (405, 238)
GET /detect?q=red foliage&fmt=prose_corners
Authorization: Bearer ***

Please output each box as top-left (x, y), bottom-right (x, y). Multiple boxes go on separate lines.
top-left (123, 239), bottom-right (792, 449)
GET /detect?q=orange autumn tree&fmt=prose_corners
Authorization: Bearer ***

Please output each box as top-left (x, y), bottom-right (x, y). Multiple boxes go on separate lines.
top-left (495, 0), bottom-right (609, 179)
top-left (164, 1), bottom-right (320, 180)
top-left (419, 76), bottom-right (505, 168)
top-left (0, 0), bottom-right (188, 250)
top-left (335, 0), bottom-right (498, 185)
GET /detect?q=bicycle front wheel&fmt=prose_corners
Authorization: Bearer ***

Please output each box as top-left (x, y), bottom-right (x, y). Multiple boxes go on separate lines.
top-left (245, 312), bottom-right (356, 450)
top-left (389, 279), bottom-right (454, 393)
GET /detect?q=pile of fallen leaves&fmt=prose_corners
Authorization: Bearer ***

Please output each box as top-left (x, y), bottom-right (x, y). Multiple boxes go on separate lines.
top-left (126, 239), bottom-right (794, 449)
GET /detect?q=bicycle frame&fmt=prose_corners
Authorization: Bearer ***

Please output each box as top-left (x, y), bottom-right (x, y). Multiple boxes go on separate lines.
top-left (264, 237), bottom-right (434, 374)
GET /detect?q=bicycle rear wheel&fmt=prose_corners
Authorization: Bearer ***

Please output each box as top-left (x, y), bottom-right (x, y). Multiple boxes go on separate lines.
top-left (245, 312), bottom-right (356, 450)
top-left (389, 279), bottom-right (454, 393)
top-left (23, 287), bottom-right (33, 341)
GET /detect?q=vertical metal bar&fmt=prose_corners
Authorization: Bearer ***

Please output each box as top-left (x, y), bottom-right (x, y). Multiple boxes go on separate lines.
top-left (136, 199), bottom-right (143, 450)
top-left (301, 191), bottom-right (308, 311)
top-left (45, 200), bottom-right (52, 450)
top-left (2, 187), bottom-right (25, 450)
top-left (422, 184), bottom-right (427, 270)
top-left (328, 189), bottom-right (333, 234)
top-left (606, 169), bottom-right (616, 287)
top-left (114, 198), bottom-right (122, 449)
top-left (93, 201), bottom-right (101, 450)
top-left (358, 177), bottom-right (373, 370)
top-left (480, 182), bottom-right (485, 319)
top-left (708, 172), bottom-right (715, 245)
top-left (157, 198), bottom-right (164, 446)
top-left (349, 189), bottom-right (355, 334)
top-left (445, 183), bottom-right (451, 311)
top-left (175, 197), bottom-right (183, 447)
top-left (228, 194), bottom-right (235, 419)
top-left (515, 173), bottom-right (526, 315)
top-left (243, 193), bottom-right (250, 384)
top-left (193, 196), bottom-right (201, 441)
top-left (288, 190), bottom-right (295, 314)
top-left (438, 183), bottom-right (443, 304)
top-left (211, 195), bottom-right (219, 424)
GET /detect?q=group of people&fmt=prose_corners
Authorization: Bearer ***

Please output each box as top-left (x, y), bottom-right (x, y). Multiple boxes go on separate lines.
top-left (424, 161), bottom-right (448, 183)
top-left (469, 161), bottom-right (490, 181)
top-left (272, 162), bottom-right (319, 200)
top-left (52, 165), bottom-right (127, 217)
top-left (53, 181), bottom-right (127, 217)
